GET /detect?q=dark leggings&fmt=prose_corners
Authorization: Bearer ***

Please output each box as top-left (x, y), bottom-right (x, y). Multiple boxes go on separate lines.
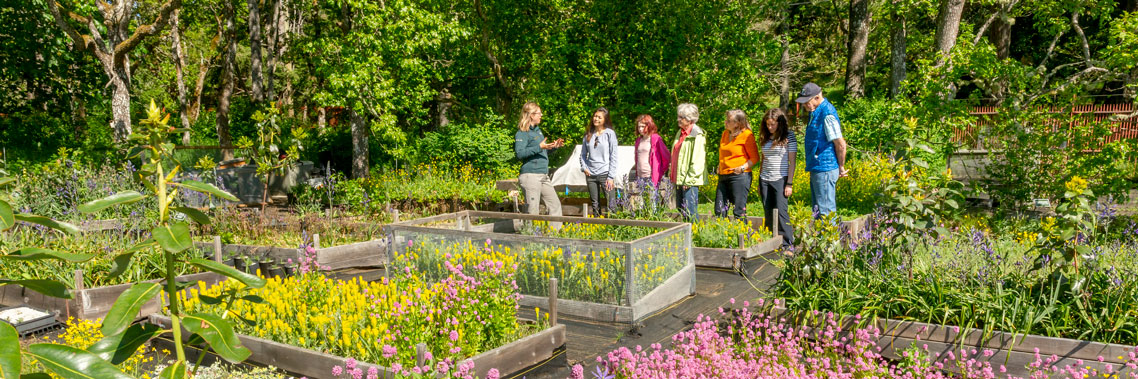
top-left (714, 172), bottom-right (751, 219)
top-left (759, 177), bottom-right (795, 248)
top-left (586, 174), bottom-right (616, 216)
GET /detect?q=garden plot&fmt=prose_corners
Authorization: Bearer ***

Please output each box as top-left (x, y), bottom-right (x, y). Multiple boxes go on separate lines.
top-left (387, 211), bottom-right (694, 323)
top-left (0, 228), bottom-right (225, 321)
top-left (757, 305), bottom-right (1138, 378)
top-left (193, 210), bottom-right (387, 271)
top-left (153, 248), bottom-right (565, 379)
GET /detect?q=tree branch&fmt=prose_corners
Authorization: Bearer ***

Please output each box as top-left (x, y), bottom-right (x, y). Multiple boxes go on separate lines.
top-left (112, 0), bottom-right (183, 66)
top-left (971, 0), bottom-right (1018, 46)
top-left (1037, 30), bottom-right (1064, 70)
top-left (48, 0), bottom-right (90, 52)
top-left (1026, 66), bottom-right (1109, 104)
top-left (1069, 12), bottom-right (1092, 66)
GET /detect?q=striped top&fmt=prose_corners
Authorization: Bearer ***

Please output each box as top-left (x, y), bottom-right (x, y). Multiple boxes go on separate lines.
top-left (759, 130), bottom-right (797, 182)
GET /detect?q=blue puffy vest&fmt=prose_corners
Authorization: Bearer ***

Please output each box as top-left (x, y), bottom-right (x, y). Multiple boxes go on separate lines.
top-left (804, 99), bottom-right (840, 172)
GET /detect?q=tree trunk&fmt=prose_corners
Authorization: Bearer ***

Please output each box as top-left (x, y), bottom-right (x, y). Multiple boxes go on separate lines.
top-left (266, 0), bottom-right (281, 102)
top-left (190, 54), bottom-right (210, 122)
top-left (317, 106), bottom-right (326, 132)
top-left (889, 5), bottom-right (907, 98)
top-left (110, 66), bottom-right (132, 142)
top-left (349, 109), bottom-right (369, 179)
top-left (778, 10), bottom-right (791, 108)
top-left (933, 0), bottom-right (966, 67)
top-left (989, 13), bottom-right (1011, 60)
top-left (845, 0), bottom-right (870, 99)
top-left (217, 0), bottom-right (238, 161)
top-left (171, 9), bottom-right (192, 144)
top-left (434, 89), bottom-right (452, 129)
top-left (248, 0), bottom-right (264, 103)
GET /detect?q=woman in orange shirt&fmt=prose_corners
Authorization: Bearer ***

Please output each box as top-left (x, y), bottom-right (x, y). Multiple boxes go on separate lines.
top-left (714, 109), bottom-right (760, 219)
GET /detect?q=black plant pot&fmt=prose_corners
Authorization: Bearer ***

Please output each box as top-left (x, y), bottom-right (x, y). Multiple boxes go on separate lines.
top-left (258, 261), bottom-right (274, 276)
top-left (269, 266), bottom-right (285, 278)
top-left (283, 266), bottom-right (295, 277)
top-left (222, 257), bottom-right (237, 267)
top-left (233, 259), bottom-right (246, 271)
top-left (243, 262), bottom-right (259, 275)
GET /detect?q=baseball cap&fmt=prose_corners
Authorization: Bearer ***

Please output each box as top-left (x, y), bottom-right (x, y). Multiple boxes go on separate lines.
top-left (795, 83), bottom-right (822, 103)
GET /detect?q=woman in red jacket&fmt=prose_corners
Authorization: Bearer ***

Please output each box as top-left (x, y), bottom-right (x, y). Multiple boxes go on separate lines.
top-left (629, 114), bottom-right (671, 209)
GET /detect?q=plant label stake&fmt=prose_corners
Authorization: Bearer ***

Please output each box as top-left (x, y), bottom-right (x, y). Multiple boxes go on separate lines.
top-left (213, 236), bottom-right (223, 263)
top-left (73, 270), bottom-right (84, 291)
top-left (415, 343), bottom-right (428, 367)
top-left (313, 233), bottom-right (321, 250)
top-left (548, 278), bottom-right (559, 326)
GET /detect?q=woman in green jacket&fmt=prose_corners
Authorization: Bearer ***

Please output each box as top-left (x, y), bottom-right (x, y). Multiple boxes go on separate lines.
top-left (669, 103), bottom-right (706, 221)
top-left (514, 102), bottom-right (564, 221)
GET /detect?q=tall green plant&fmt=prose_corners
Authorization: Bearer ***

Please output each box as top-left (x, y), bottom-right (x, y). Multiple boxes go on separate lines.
top-left (236, 103), bottom-right (302, 211)
top-left (0, 100), bottom-right (265, 378)
top-left (879, 134), bottom-right (964, 278)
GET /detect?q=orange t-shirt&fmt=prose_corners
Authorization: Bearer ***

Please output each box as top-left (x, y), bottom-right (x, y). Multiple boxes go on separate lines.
top-left (717, 129), bottom-right (760, 175)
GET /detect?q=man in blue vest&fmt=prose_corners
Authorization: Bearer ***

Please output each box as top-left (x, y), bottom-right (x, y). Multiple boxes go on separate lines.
top-left (795, 83), bottom-right (848, 218)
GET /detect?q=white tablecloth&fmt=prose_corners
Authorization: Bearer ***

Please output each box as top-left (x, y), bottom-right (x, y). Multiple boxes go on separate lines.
top-left (551, 145), bottom-right (637, 191)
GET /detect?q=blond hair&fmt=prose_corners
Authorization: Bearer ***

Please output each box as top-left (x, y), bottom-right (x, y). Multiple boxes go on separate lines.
top-left (518, 102), bottom-right (540, 132)
top-left (726, 109), bottom-right (750, 130)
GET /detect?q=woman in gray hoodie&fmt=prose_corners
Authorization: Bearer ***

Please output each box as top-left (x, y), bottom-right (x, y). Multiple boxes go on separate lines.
top-left (580, 107), bottom-right (619, 216)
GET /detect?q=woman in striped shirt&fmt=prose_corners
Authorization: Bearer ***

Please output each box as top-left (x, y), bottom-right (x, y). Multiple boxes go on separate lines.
top-left (758, 108), bottom-right (796, 249)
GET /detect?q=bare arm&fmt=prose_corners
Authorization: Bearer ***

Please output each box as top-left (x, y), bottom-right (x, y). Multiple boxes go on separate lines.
top-left (834, 138), bottom-right (848, 175)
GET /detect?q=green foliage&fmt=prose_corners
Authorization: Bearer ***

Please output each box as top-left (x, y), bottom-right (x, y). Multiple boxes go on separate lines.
top-left (417, 110), bottom-right (517, 176)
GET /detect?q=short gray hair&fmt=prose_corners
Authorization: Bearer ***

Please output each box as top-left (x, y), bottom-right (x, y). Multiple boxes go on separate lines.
top-left (677, 103), bottom-right (699, 123)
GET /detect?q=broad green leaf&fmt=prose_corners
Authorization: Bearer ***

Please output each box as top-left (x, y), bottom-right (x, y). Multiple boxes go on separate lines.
top-left (0, 280), bottom-right (71, 299)
top-left (12, 215), bottom-right (78, 235)
top-left (241, 295), bottom-right (265, 304)
top-left (171, 207), bottom-right (210, 225)
top-left (189, 259), bottom-right (266, 288)
top-left (0, 177), bottom-right (14, 188)
top-left (77, 191), bottom-right (145, 214)
top-left (0, 248), bottom-right (94, 263)
top-left (0, 200), bottom-right (13, 231)
top-left (26, 344), bottom-right (132, 379)
top-left (152, 223), bottom-right (192, 254)
top-left (911, 158), bottom-right (929, 169)
top-left (158, 360), bottom-right (188, 379)
top-left (173, 180), bottom-right (238, 202)
top-left (107, 239), bottom-right (157, 278)
top-left (87, 323), bottom-right (161, 365)
top-left (181, 313), bottom-right (251, 363)
top-left (0, 322), bottom-right (19, 379)
top-left (101, 283), bottom-right (162, 337)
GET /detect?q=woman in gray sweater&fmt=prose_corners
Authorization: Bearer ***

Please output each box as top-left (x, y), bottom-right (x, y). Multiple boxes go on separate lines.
top-left (580, 107), bottom-right (619, 216)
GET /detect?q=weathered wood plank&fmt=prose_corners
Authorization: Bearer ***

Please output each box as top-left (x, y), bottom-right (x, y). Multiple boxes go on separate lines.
top-left (388, 224), bottom-right (631, 251)
top-left (520, 295), bottom-right (632, 323)
top-left (1, 272), bottom-right (224, 321)
top-left (762, 305), bottom-right (1138, 366)
top-left (315, 240), bottom-right (387, 270)
top-left (466, 211), bottom-right (684, 229)
top-left (150, 314), bottom-right (565, 379)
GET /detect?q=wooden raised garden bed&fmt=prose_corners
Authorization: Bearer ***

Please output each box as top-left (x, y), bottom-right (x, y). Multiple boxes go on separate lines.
top-left (193, 233), bottom-right (387, 272)
top-left (761, 305), bottom-right (1136, 378)
top-left (388, 211), bottom-right (695, 323)
top-left (0, 270), bottom-right (225, 322)
top-left (149, 314), bottom-right (566, 379)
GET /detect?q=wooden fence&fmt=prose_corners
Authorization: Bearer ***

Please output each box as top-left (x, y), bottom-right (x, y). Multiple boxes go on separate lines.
top-left (954, 103), bottom-right (1138, 151)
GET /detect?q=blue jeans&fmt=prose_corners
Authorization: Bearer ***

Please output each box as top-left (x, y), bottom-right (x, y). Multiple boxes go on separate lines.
top-left (810, 169), bottom-right (838, 218)
top-left (676, 185), bottom-right (700, 222)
